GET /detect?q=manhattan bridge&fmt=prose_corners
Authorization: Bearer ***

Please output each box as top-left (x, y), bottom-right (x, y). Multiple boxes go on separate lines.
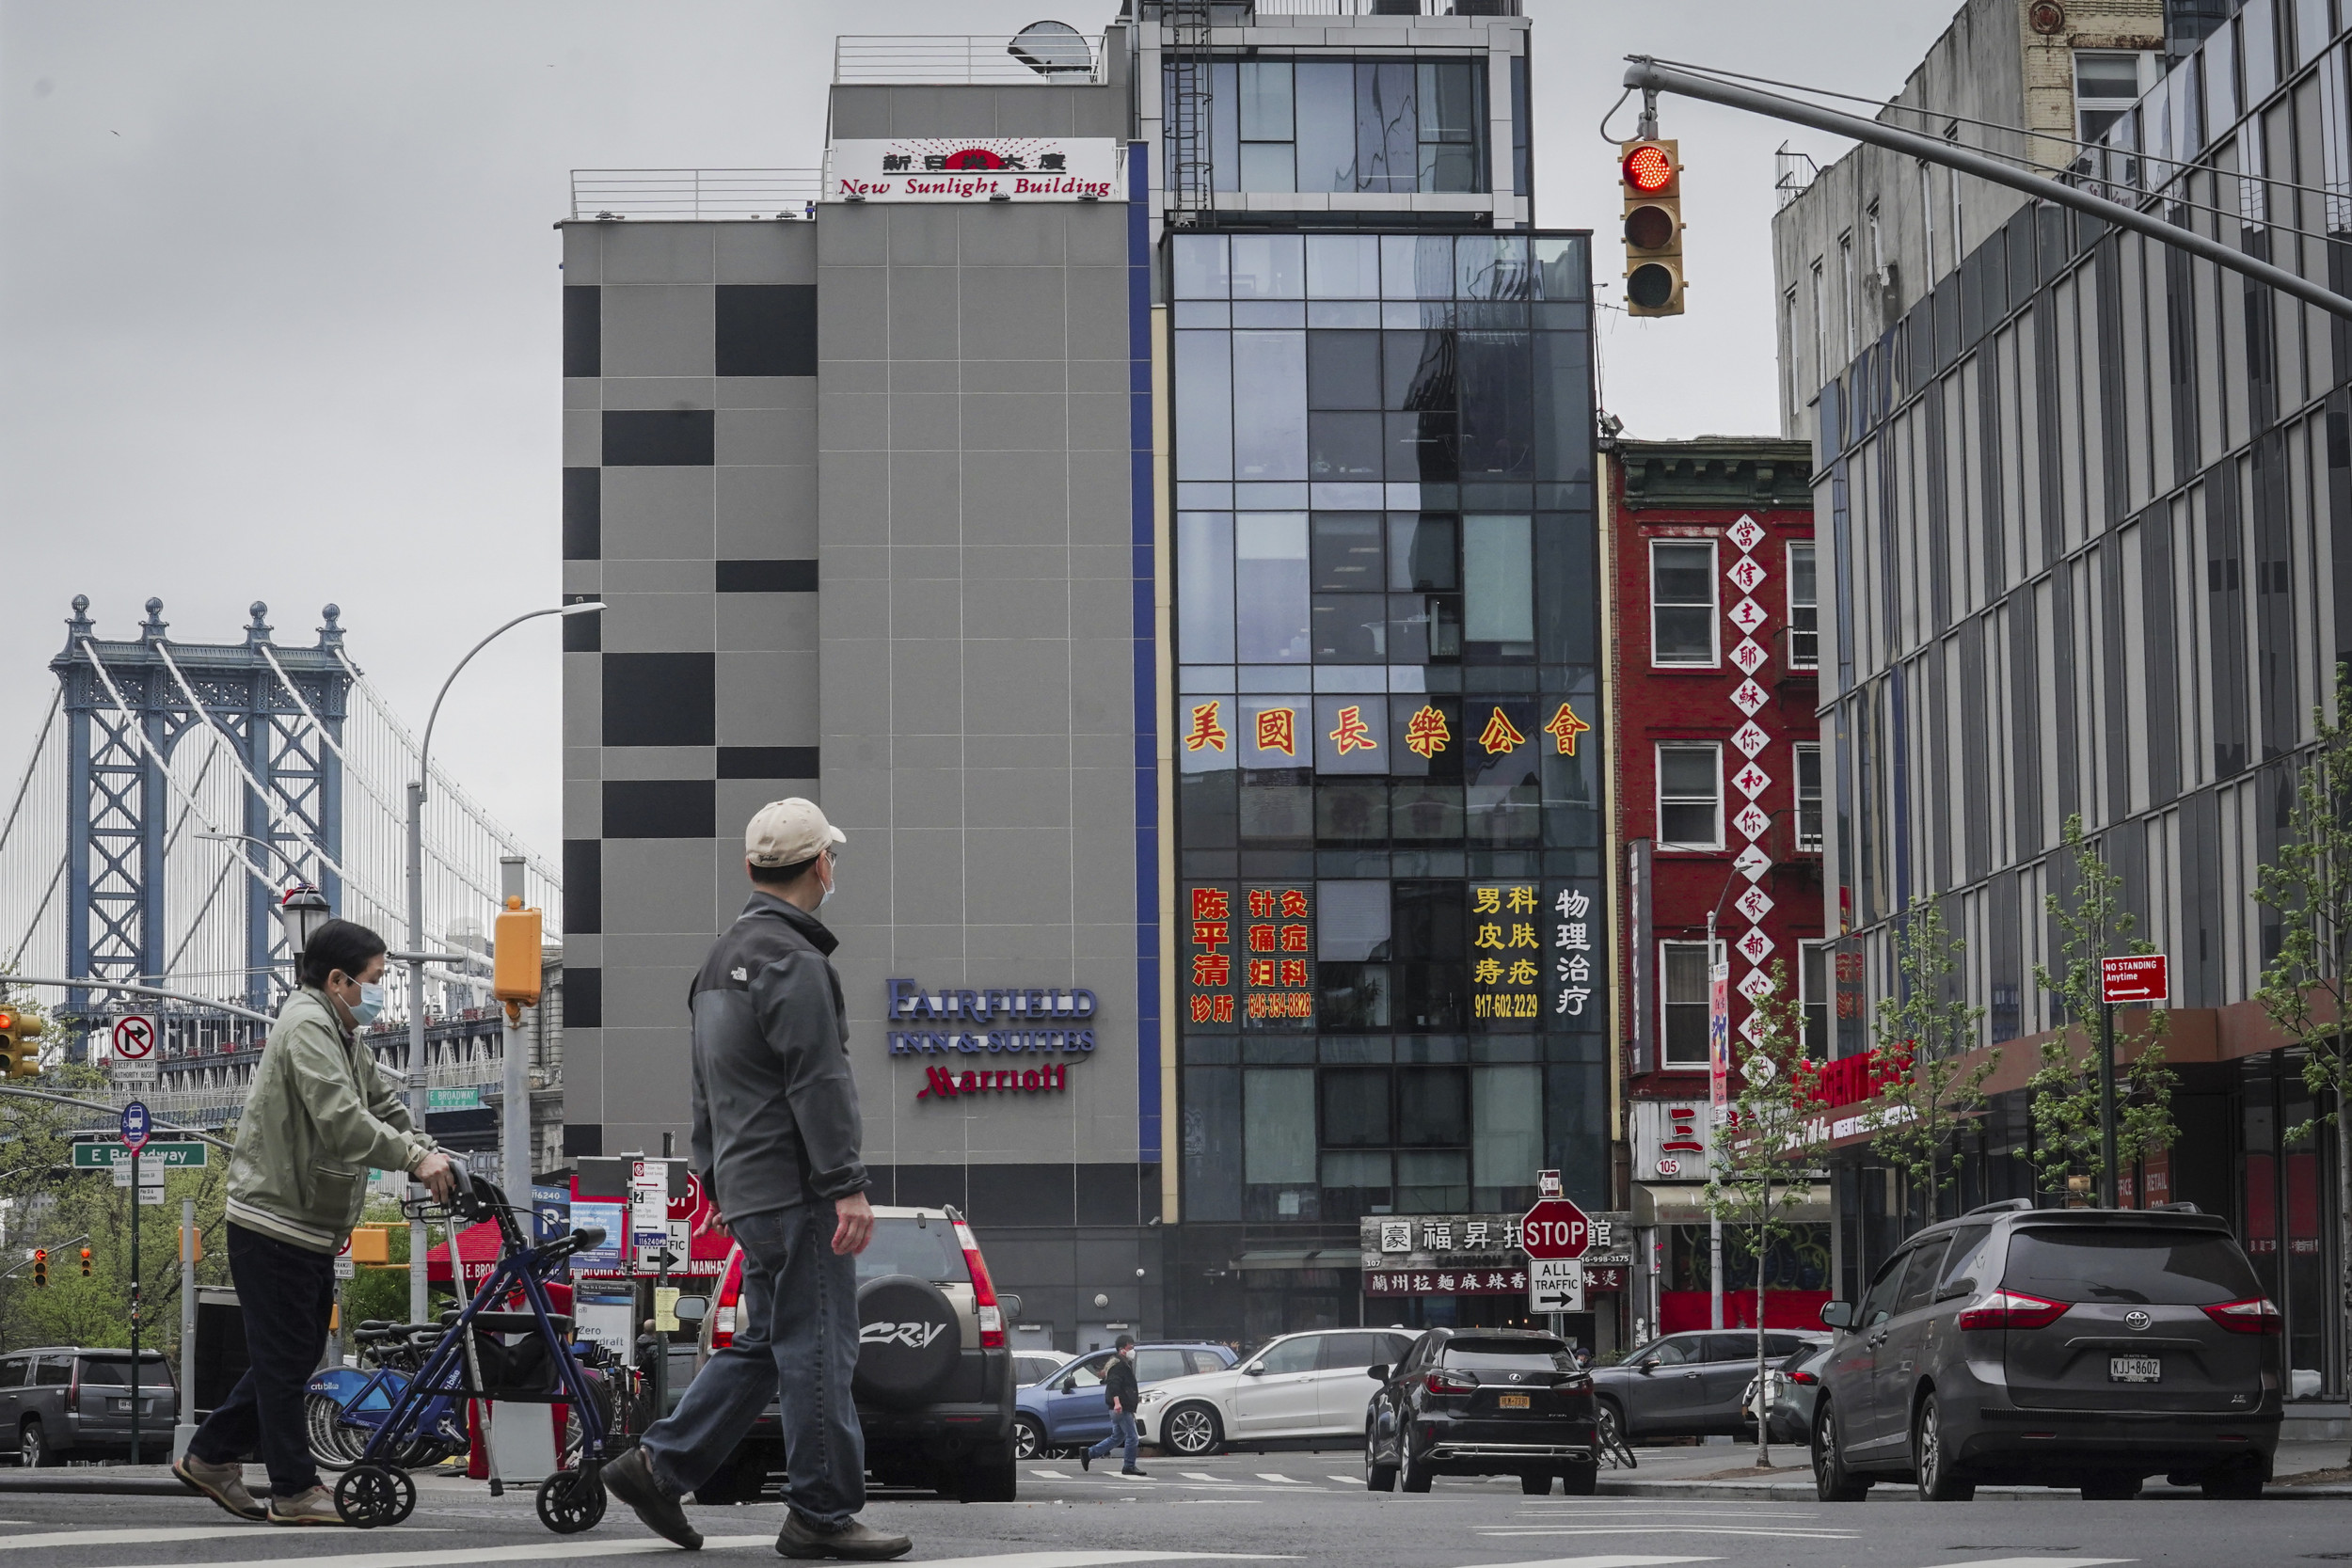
top-left (0, 596), bottom-right (564, 1155)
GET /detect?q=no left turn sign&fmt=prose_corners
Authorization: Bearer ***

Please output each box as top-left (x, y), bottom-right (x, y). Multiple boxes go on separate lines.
top-left (111, 1015), bottom-right (157, 1061)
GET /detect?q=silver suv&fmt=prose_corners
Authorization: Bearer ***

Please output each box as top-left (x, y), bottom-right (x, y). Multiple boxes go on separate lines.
top-left (1811, 1202), bottom-right (2280, 1501)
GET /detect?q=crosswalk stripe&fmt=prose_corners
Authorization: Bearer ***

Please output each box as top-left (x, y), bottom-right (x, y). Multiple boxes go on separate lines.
top-left (1182, 1471), bottom-right (1218, 1481)
top-left (1254, 1473), bottom-right (1304, 1484)
top-left (1458, 1557), bottom-right (1720, 1568)
top-left (1919, 1560), bottom-right (2135, 1568)
top-left (97, 1543), bottom-right (1285, 1568)
top-left (1481, 1528), bottom-right (1856, 1542)
top-left (1029, 1468), bottom-right (1071, 1478)
top-left (0, 1527), bottom-right (440, 1551)
top-left (1325, 1475), bottom-right (1359, 1485)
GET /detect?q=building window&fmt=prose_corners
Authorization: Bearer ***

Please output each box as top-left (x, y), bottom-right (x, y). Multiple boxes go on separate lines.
top-left (2074, 50), bottom-right (2153, 147)
top-left (1799, 940), bottom-right (1835, 1059)
top-left (1787, 540), bottom-right (1819, 669)
top-left (1917, 159), bottom-right (1935, 277)
top-left (1176, 58), bottom-right (1490, 197)
top-left (1650, 540), bottom-right (1719, 666)
top-left (1866, 200), bottom-right (1883, 270)
top-left (1661, 940), bottom-right (1723, 1068)
top-left (1780, 285), bottom-right (1800, 415)
top-left (1795, 741), bottom-right (1823, 853)
top-left (1657, 742), bottom-right (1724, 850)
top-left (1808, 259), bottom-right (1826, 385)
top-left (1837, 232), bottom-right (1856, 360)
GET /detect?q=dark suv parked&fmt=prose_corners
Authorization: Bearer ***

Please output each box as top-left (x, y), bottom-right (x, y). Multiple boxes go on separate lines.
top-left (0, 1348), bottom-right (178, 1466)
top-left (1364, 1328), bottom-right (1598, 1496)
top-left (1811, 1202), bottom-right (2280, 1502)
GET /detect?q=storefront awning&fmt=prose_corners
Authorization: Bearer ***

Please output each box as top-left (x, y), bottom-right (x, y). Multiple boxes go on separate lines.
top-left (1634, 1181), bottom-right (1834, 1227)
top-left (1232, 1248), bottom-right (1360, 1273)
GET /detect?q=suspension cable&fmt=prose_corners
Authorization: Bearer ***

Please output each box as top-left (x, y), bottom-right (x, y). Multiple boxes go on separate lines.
top-left (0, 690), bottom-right (58, 864)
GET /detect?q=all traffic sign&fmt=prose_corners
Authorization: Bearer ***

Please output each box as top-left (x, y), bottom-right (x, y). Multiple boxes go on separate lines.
top-left (1519, 1196), bottom-right (1592, 1261)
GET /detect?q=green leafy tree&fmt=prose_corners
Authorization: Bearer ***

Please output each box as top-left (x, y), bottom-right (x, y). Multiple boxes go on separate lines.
top-left (1702, 959), bottom-right (1833, 1468)
top-left (2252, 662), bottom-right (2352, 1465)
top-left (1868, 895), bottom-right (1997, 1220)
top-left (2025, 815), bottom-right (2175, 1197)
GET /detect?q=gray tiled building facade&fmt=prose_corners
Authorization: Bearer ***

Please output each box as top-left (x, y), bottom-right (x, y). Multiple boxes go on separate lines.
top-left (560, 3), bottom-right (1600, 1347)
top-left (1773, 0), bottom-right (2348, 1385)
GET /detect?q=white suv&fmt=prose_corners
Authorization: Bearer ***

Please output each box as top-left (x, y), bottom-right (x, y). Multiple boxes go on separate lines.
top-left (1136, 1328), bottom-right (1418, 1457)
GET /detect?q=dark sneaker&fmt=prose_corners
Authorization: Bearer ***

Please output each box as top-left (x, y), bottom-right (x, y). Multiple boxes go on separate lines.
top-left (173, 1453), bottom-right (264, 1521)
top-left (774, 1512), bottom-right (913, 1560)
top-left (1078, 1449), bottom-right (1091, 1471)
top-left (1121, 1467), bottom-right (1150, 1478)
top-left (604, 1447), bottom-right (704, 1551)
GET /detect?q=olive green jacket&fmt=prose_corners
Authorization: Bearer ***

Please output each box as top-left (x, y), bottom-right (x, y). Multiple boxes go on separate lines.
top-left (223, 986), bottom-right (436, 1254)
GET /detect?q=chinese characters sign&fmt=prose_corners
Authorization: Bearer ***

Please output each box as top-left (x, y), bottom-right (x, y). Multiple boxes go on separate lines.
top-left (1366, 1268), bottom-right (1528, 1297)
top-left (1184, 883), bottom-right (1314, 1029)
top-left (828, 138), bottom-right (1126, 202)
top-left (1470, 883), bottom-right (1543, 1023)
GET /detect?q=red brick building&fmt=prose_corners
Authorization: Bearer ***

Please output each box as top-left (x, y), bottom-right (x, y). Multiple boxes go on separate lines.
top-left (1601, 436), bottom-right (1825, 1338)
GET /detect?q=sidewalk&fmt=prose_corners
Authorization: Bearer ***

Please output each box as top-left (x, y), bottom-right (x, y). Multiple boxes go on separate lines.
top-left (1588, 1437), bottom-right (2352, 1500)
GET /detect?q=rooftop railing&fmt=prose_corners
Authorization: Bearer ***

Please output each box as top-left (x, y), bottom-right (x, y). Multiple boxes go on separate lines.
top-left (834, 33), bottom-right (1105, 85)
top-left (569, 169), bottom-right (819, 222)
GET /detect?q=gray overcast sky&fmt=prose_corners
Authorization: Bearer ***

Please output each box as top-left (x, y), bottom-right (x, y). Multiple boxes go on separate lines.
top-left (0, 0), bottom-right (1951, 863)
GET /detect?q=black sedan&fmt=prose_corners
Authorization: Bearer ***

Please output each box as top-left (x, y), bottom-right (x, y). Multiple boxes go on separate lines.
top-left (1363, 1328), bottom-right (1598, 1496)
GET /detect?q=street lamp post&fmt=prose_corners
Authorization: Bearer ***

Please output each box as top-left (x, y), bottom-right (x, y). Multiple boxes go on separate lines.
top-left (404, 603), bottom-right (601, 1319)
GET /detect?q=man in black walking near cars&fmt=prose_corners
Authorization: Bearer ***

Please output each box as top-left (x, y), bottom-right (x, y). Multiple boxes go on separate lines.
top-left (1080, 1336), bottom-right (1147, 1477)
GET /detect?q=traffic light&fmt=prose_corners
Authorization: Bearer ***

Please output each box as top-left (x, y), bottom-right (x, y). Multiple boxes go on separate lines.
top-left (30, 1249), bottom-right (45, 1289)
top-left (79, 1247), bottom-right (91, 1277)
top-left (1620, 137), bottom-right (1685, 317)
top-left (0, 1007), bottom-right (43, 1078)
top-left (493, 896), bottom-right (544, 1010)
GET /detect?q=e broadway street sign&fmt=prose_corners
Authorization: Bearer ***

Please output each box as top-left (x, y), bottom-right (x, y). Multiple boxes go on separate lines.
top-left (71, 1138), bottom-right (206, 1169)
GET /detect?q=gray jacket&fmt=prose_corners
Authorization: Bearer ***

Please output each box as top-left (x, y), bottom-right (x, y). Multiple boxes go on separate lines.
top-left (688, 892), bottom-right (869, 1221)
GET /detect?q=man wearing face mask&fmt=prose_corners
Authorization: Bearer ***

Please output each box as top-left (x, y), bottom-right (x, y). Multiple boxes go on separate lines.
top-left (175, 919), bottom-right (456, 1526)
top-left (604, 799), bottom-right (907, 1560)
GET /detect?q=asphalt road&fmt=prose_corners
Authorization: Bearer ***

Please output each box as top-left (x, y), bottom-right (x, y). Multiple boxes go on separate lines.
top-left (7, 1451), bottom-right (2352, 1568)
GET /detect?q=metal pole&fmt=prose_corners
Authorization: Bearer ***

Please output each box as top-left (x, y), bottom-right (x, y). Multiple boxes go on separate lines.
top-left (130, 1145), bottom-right (141, 1466)
top-left (407, 780), bottom-right (429, 1323)
top-left (2100, 1002), bottom-right (2119, 1209)
top-left (175, 1197), bottom-right (195, 1463)
top-left (1620, 57), bottom-right (2352, 324)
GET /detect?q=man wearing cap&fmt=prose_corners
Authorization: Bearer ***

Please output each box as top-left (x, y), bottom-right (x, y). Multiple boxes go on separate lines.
top-left (604, 800), bottom-right (909, 1561)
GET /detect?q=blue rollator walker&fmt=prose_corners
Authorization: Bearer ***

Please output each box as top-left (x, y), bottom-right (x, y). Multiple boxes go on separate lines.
top-left (333, 1165), bottom-right (613, 1531)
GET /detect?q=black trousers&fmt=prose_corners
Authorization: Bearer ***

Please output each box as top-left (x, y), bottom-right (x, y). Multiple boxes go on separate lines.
top-left (189, 1222), bottom-right (338, 1497)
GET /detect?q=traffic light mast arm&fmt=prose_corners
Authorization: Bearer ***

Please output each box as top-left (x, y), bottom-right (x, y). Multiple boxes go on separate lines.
top-left (0, 975), bottom-right (273, 1025)
top-left (0, 1086), bottom-right (234, 1152)
top-left (0, 1232), bottom-right (87, 1280)
top-left (1620, 56), bottom-right (2352, 325)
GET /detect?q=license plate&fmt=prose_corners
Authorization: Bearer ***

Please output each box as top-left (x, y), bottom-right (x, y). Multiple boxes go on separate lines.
top-left (1496, 1393), bottom-right (1531, 1409)
top-left (108, 1398), bottom-right (131, 1413)
top-left (2110, 1355), bottom-right (2162, 1384)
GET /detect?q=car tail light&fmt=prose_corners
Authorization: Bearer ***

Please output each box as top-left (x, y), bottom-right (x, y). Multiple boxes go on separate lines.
top-left (1424, 1369), bottom-right (1475, 1396)
top-left (953, 1218), bottom-right (1006, 1349)
top-left (2202, 1296), bottom-right (2284, 1335)
top-left (710, 1249), bottom-right (744, 1349)
top-left (1957, 1289), bottom-right (2070, 1330)
top-left (1786, 1370), bottom-right (1818, 1386)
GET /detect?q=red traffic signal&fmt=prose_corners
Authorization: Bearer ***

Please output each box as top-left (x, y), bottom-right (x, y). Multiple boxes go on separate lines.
top-left (1621, 141), bottom-right (1677, 195)
top-left (30, 1248), bottom-right (47, 1289)
top-left (1618, 138), bottom-right (1685, 317)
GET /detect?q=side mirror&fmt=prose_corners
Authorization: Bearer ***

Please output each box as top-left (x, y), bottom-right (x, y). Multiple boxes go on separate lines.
top-left (1820, 1300), bottom-right (1856, 1330)
top-left (671, 1295), bottom-right (708, 1325)
top-left (1365, 1363), bottom-right (1390, 1381)
top-left (999, 1293), bottom-right (1023, 1320)
top-left (1243, 1364), bottom-right (1265, 1376)
top-left (1637, 1358), bottom-right (1661, 1373)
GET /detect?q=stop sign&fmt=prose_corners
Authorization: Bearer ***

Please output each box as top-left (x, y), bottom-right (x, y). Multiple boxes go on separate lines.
top-left (1520, 1196), bottom-right (1591, 1261)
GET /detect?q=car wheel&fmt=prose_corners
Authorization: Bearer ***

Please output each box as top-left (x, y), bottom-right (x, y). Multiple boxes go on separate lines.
top-left (2080, 1476), bottom-right (2140, 1500)
top-left (1912, 1394), bottom-right (1974, 1502)
top-left (949, 1443), bottom-right (1018, 1503)
top-left (2201, 1458), bottom-right (2265, 1499)
top-left (1595, 1396), bottom-right (1628, 1451)
top-left (1400, 1440), bottom-right (1434, 1494)
top-left (1364, 1422), bottom-right (1396, 1492)
top-left (1518, 1472), bottom-right (1551, 1495)
top-left (1810, 1397), bottom-right (1869, 1502)
top-left (1012, 1417), bottom-right (1045, 1463)
top-left (1560, 1463), bottom-right (1597, 1497)
top-left (19, 1419), bottom-right (51, 1470)
top-left (1162, 1402), bottom-right (1222, 1458)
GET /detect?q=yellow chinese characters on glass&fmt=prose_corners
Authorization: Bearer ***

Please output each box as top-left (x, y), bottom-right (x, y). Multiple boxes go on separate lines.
top-left (1469, 883), bottom-right (1542, 1022)
top-left (1403, 705), bottom-right (1451, 759)
top-left (1184, 701), bottom-right (1229, 752)
top-left (1477, 707), bottom-right (1526, 754)
top-left (1327, 705), bottom-right (1378, 754)
top-left (1543, 702), bottom-right (1592, 755)
top-left (1255, 705), bottom-right (1297, 756)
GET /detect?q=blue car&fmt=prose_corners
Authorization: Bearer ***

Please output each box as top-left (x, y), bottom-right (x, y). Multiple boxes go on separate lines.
top-left (1013, 1342), bottom-right (1237, 1460)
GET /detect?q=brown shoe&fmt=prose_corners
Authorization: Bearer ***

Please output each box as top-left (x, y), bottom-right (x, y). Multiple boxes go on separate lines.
top-left (604, 1446), bottom-right (704, 1550)
top-left (265, 1486), bottom-right (347, 1526)
top-left (774, 1512), bottom-right (912, 1560)
top-left (173, 1453), bottom-right (264, 1521)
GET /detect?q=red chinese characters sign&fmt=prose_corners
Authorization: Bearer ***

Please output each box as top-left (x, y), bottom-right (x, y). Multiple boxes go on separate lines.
top-left (1184, 882), bottom-right (1314, 1030)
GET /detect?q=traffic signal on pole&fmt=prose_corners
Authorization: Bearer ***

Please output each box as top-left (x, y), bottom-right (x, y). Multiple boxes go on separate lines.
top-left (80, 1247), bottom-right (92, 1277)
top-left (493, 897), bottom-right (544, 1010)
top-left (30, 1250), bottom-right (46, 1289)
top-left (1620, 137), bottom-right (1685, 317)
top-left (0, 1007), bottom-right (43, 1078)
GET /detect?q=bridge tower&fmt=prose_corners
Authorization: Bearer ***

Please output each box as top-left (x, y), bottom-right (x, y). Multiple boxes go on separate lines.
top-left (50, 596), bottom-right (350, 1040)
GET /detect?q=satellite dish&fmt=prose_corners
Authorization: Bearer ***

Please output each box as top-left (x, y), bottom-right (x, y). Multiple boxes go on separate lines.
top-left (1008, 20), bottom-right (1093, 76)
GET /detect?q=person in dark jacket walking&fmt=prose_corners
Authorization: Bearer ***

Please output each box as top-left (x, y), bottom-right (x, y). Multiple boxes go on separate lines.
top-left (604, 800), bottom-right (910, 1562)
top-left (1079, 1337), bottom-right (1146, 1476)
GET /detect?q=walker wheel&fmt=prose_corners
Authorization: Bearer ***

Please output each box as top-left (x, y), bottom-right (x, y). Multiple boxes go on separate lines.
top-left (335, 1461), bottom-right (416, 1528)
top-left (537, 1465), bottom-right (606, 1534)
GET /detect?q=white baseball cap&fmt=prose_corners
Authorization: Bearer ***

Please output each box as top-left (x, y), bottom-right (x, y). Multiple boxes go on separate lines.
top-left (744, 798), bottom-right (846, 868)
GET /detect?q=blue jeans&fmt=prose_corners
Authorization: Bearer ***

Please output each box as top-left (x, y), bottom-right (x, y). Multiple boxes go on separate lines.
top-left (1087, 1407), bottom-right (1138, 1470)
top-left (640, 1205), bottom-right (865, 1527)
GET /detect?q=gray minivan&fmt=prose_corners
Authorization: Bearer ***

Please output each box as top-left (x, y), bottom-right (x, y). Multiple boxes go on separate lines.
top-left (0, 1347), bottom-right (178, 1466)
top-left (1811, 1203), bottom-right (2280, 1501)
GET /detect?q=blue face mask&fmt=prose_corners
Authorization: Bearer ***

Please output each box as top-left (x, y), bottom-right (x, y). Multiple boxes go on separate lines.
top-left (348, 980), bottom-right (385, 1026)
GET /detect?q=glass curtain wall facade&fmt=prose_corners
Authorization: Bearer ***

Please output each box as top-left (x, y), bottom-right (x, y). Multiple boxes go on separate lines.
top-left (1168, 229), bottom-right (1601, 1334)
